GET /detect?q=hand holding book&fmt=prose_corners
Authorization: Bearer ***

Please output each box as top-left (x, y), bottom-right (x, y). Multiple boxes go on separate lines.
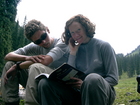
top-left (35, 63), bottom-right (86, 83)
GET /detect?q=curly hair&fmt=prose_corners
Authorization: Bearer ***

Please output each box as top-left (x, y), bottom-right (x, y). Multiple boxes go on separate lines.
top-left (62, 14), bottom-right (96, 45)
top-left (24, 19), bottom-right (46, 40)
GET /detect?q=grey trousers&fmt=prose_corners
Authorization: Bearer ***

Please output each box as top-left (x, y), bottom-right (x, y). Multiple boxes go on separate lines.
top-left (1, 61), bottom-right (28, 103)
top-left (38, 73), bottom-right (116, 105)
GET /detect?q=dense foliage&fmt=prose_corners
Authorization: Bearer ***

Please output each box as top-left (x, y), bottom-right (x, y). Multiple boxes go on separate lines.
top-left (116, 45), bottom-right (140, 78)
top-left (0, 0), bottom-right (30, 75)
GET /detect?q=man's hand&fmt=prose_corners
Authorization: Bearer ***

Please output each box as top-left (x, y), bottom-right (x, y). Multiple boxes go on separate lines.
top-left (26, 55), bottom-right (53, 66)
top-left (66, 77), bottom-right (83, 90)
top-left (25, 55), bottom-right (46, 63)
top-left (4, 64), bottom-right (17, 84)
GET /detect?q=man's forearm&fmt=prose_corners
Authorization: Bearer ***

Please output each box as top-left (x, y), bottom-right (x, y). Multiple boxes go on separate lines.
top-left (19, 61), bottom-right (34, 69)
top-left (5, 52), bottom-right (27, 61)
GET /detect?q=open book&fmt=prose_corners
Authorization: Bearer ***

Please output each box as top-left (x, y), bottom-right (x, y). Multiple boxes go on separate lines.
top-left (35, 63), bottom-right (86, 83)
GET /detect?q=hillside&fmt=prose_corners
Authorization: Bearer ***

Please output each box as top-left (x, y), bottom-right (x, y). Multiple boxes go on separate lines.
top-left (130, 45), bottom-right (140, 55)
top-left (116, 45), bottom-right (140, 78)
top-left (124, 45), bottom-right (140, 57)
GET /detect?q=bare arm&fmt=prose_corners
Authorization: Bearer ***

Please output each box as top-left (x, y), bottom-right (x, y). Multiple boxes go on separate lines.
top-left (5, 50), bottom-right (53, 69)
top-left (4, 55), bottom-right (53, 84)
top-left (19, 55), bottom-right (53, 69)
top-left (5, 52), bottom-right (27, 61)
top-left (19, 61), bottom-right (34, 69)
top-left (5, 52), bottom-right (48, 63)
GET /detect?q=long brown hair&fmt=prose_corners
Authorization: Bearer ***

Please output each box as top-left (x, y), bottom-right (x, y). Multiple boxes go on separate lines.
top-left (62, 14), bottom-right (96, 45)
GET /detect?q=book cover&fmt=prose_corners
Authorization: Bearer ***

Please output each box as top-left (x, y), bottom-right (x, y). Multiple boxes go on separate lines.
top-left (35, 63), bottom-right (86, 83)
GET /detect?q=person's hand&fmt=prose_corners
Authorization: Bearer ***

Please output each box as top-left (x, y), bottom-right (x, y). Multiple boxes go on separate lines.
top-left (4, 64), bottom-right (17, 84)
top-left (25, 55), bottom-right (46, 63)
top-left (69, 38), bottom-right (81, 55)
top-left (66, 77), bottom-right (83, 90)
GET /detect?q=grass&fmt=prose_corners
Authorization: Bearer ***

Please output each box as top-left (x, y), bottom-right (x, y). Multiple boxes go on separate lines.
top-left (113, 75), bottom-right (140, 105)
top-left (0, 99), bottom-right (24, 105)
top-left (1, 75), bottom-right (140, 105)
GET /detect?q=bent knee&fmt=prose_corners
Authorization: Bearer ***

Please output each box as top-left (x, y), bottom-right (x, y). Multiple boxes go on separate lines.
top-left (38, 78), bottom-right (48, 89)
top-left (29, 63), bottom-right (43, 69)
top-left (2, 61), bottom-right (15, 75)
top-left (84, 73), bottom-right (103, 84)
top-left (4, 61), bottom-right (15, 70)
top-left (28, 63), bottom-right (44, 73)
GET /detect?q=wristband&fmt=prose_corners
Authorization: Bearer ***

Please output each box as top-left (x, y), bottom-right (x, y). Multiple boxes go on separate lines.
top-left (16, 62), bottom-right (22, 70)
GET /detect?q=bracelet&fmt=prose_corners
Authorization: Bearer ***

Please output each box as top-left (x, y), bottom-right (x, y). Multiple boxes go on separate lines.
top-left (16, 62), bottom-right (22, 70)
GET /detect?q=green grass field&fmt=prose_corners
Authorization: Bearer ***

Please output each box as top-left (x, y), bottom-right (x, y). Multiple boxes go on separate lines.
top-left (113, 75), bottom-right (140, 105)
top-left (1, 75), bottom-right (140, 105)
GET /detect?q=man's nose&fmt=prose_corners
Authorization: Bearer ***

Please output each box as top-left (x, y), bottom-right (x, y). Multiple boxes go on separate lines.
top-left (42, 39), bottom-right (46, 44)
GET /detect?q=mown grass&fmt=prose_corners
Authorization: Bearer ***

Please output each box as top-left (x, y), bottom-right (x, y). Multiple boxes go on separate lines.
top-left (0, 74), bottom-right (140, 105)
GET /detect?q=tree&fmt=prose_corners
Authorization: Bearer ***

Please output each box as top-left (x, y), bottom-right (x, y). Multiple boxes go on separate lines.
top-left (116, 46), bottom-right (140, 78)
top-left (0, 0), bottom-right (21, 75)
top-left (116, 54), bottom-right (124, 78)
top-left (135, 53), bottom-right (140, 75)
top-left (11, 20), bottom-right (19, 50)
top-left (17, 16), bottom-right (31, 48)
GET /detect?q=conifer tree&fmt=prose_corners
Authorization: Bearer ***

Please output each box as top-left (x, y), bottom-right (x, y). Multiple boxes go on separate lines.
top-left (116, 54), bottom-right (125, 78)
top-left (136, 53), bottom-right (140, 75)
top-left (12, 20), bottom-right (19, 50)
top-left (17, 16), bottom-right (31, 48)
top-left (0, 0), bottom-right (21, 74)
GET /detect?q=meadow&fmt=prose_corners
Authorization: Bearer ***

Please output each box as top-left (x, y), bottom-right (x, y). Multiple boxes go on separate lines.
top-left (0, 74), bottom-right (140, 105)
top-left (113, 74), bottom-right (140, 105)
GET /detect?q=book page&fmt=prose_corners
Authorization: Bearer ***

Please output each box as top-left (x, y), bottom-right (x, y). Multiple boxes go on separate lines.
top-left (62, 69), bottom-right (78, 81)
top-left (35, 73), bottom-right (49, 80)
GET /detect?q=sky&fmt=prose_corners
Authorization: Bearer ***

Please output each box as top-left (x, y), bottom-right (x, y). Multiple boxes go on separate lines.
top-left (16, 0), bottom-right (140, 55)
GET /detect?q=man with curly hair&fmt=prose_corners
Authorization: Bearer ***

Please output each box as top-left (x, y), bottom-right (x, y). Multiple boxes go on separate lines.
top-left (38, 14), bottom-right (118, 105)
top-left (1, 19), bottom-right (68, 105)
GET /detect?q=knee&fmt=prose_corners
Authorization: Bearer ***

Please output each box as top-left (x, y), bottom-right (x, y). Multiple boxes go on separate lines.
top-left (5, 61), bottom-right (15, 66)
top-left (38, 78), bottom-right (48, 90)
top-left (2, 61), bottom-right (15, 74)
top-left (84, 73), bottom-right (102, 83)
top-left (29, 63), bottom-right (42, 69)
top-left (4, 61), bottom-right (15, 69)
top-left (28, 63), bottom-right (43, 73)
top-left (83, 73), bottom-right (103, 88)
